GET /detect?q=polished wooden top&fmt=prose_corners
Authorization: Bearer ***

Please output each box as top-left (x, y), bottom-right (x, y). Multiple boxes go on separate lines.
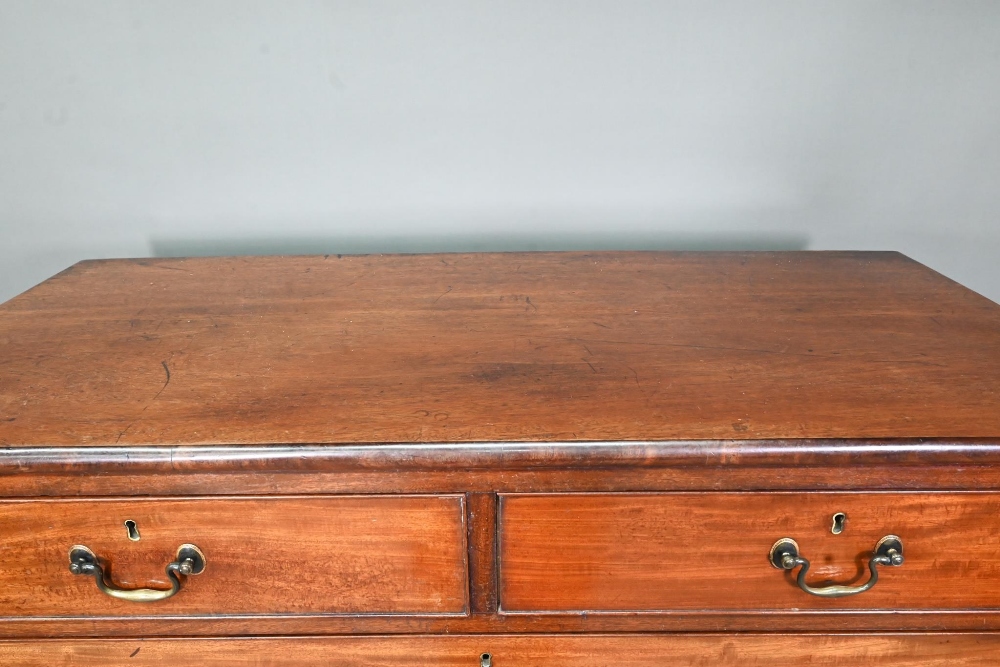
top-left (1, 251), bottom-right (998, 446)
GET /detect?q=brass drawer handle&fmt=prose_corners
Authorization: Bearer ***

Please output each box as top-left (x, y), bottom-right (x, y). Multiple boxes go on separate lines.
top-left (68, 544), bottom-right (206, 602)
top-left (769, 534), bottom-right (903, 598)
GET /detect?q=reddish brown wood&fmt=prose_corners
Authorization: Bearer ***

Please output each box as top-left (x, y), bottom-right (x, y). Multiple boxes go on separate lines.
top-left (2, 252), bottom-right (1000, 446)
top-left (4, 464), bottom-right (1000, 499)
top-left (5, 440), bottom-right (1000, 474)
top-left (4, 440), bottom-right (1000, 499)
top-left (467, 493), bottom-right (499, 613)
top-left (2, 634), bottom-right (1000, 666)
top-left (8, 608), bottom-right (1000, 639)
top-left (0, 496), bottom-right (468, 616)
top-left (500, 492), bottom-right (1000, 612)
top-left (0, 252), bottom-right (998, 656)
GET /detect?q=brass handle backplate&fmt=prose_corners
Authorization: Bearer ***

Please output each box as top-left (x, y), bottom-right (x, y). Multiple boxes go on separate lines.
top-left (769, 534), bottom-right (904, 598)
top-left (68, 544), bottom-right (206, 602)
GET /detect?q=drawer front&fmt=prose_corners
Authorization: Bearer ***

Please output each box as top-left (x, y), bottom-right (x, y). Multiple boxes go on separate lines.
top-left (1, 635), bottom-right (999, 666)
top-left (0, 495), bottom-right (467, 616)
top-left (499, 493), bottom-right (1000, 612)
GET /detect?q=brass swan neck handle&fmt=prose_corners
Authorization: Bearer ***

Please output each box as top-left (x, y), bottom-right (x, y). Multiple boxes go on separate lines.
top-left (769, 535), bottom-right (903, 598)
top-left (68, 544), bottom-right (206, 602)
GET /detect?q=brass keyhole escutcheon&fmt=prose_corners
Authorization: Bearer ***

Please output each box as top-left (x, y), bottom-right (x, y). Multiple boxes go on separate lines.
top-left (124, 519), bottom-right (141, 541)
top-left (831, 512), bottom-right (847, 535)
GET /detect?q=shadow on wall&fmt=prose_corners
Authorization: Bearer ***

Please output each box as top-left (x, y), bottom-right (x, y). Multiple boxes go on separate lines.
top-left (150, 233), bottom-right (810, 257)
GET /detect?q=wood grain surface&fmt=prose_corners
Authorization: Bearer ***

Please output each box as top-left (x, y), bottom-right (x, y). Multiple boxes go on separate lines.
top-left (500, 492), bottom-right (1000, 612)
top-left (0, 495), bottom-right (467, 616)
top-left (2, 634), bottom-right (999, 666)
top-left (5, 461), bottom-right (1000, 498)
top-left (466, 492), bottom-right (499, 614)
top-left (2, 251), bottom-right (999, 446)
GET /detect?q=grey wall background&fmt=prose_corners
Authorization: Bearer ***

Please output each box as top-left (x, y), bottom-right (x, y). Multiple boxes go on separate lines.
top-left (1, 1), bottom-right (998, 303)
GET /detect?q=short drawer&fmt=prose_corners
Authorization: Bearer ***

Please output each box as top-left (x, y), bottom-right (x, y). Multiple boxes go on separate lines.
top-left (0, 495), bottom-right (468, 616)
top-left (498, 492), bottom-right (1000, 612)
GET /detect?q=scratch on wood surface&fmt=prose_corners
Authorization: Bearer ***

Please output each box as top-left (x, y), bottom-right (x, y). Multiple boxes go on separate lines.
top-left (627, 365), bottom-right (641, 390)
top-left (115, 358), bottom-right (173, 444)
top-left (433, 286), bottom-right (453, 303)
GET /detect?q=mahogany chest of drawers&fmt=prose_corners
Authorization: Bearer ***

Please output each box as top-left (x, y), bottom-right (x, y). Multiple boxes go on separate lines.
top-left (1, 251), bottom-right (1000, 665)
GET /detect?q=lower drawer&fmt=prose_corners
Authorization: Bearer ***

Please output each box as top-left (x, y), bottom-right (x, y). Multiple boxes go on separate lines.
top-left (0, 495), bottom-right (468, 616)
top-left (499, 492), bottom-right (1000, 612)
top-left (1, 634), bottom-right (998, 666)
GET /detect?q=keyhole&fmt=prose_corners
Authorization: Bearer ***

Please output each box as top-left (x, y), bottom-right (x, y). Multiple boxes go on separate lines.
top-left (831, 512), bottom-right (847, 535)
top-left (480, 652), bottom-right (492, 667)
top-left (124, 520), bottom-right (141, 541)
